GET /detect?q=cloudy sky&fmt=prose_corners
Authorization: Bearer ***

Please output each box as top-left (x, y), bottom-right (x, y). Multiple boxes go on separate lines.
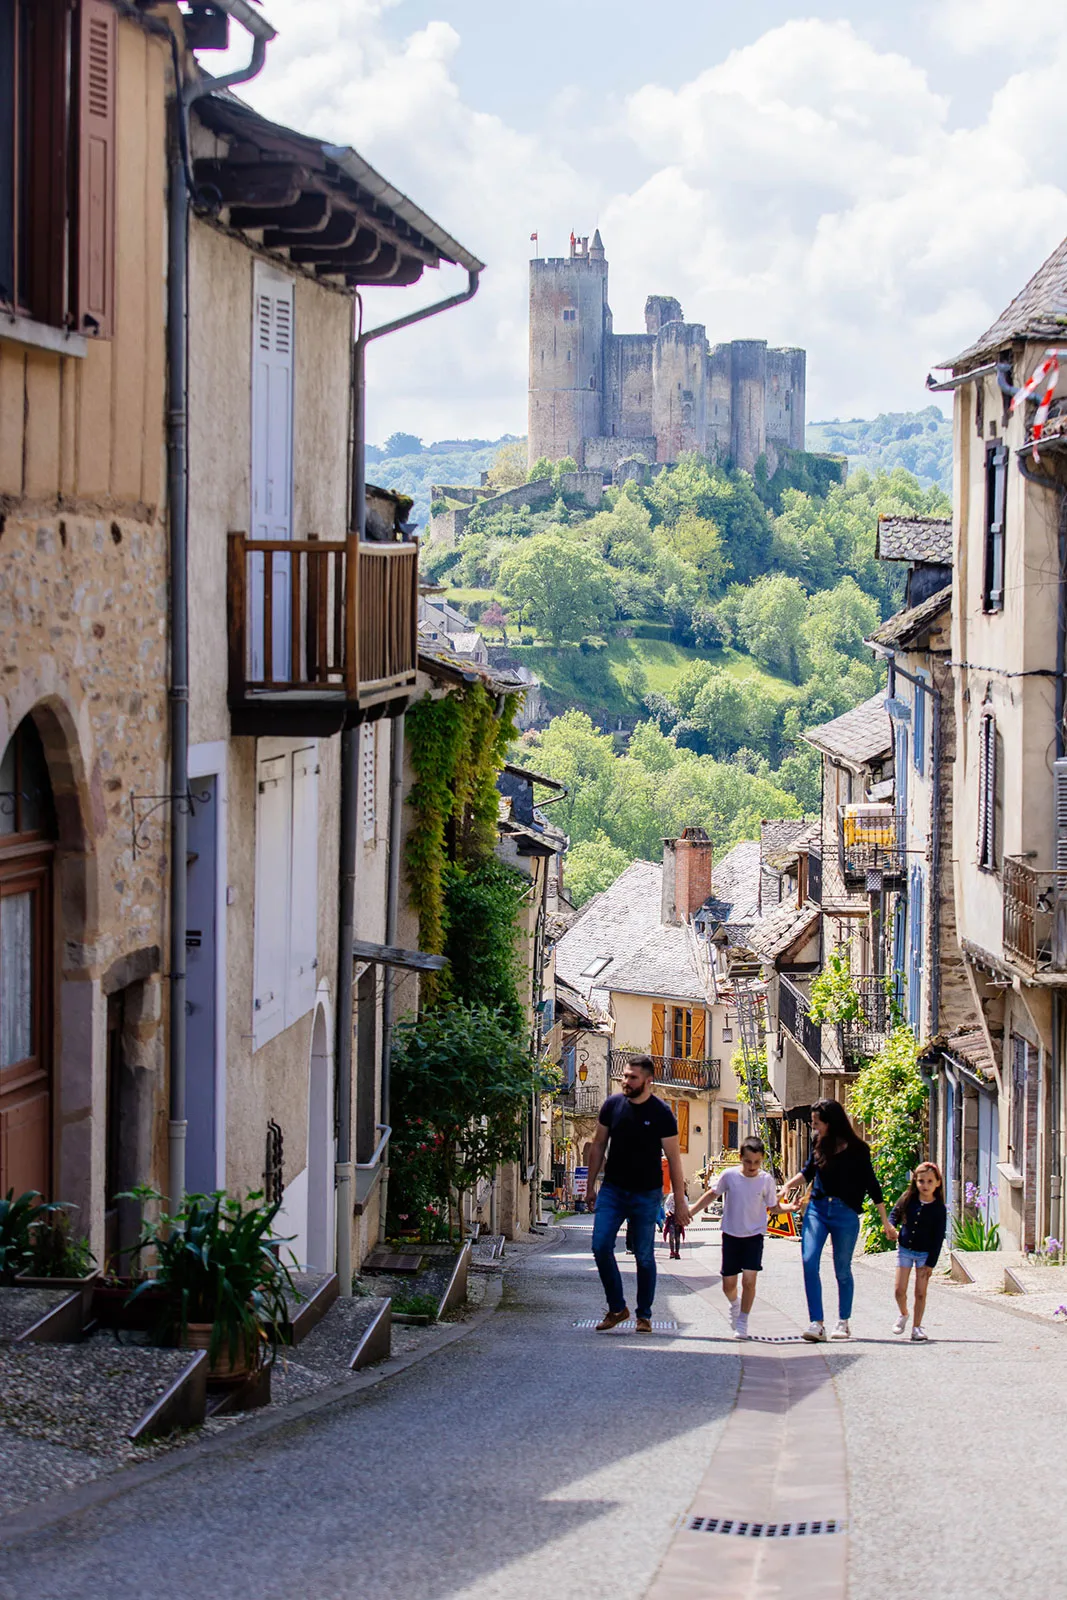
top-left (215, 0), bottom-right (1067, 446)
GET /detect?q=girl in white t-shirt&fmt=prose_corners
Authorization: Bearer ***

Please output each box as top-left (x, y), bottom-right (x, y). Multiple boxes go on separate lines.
top-left (691, 1137), bottom-right (784, 1339)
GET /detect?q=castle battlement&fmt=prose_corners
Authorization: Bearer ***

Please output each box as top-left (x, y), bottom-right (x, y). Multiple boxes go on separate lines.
top-left (528, 231), bottom-right (805, 478)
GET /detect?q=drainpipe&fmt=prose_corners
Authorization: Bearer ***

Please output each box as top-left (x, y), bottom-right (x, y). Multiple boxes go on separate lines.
top-left (164, 6), bottom-right (275, 1211)
top-left (336, 266), bottom-right (481, 1284)
top-left (377, 710), bottom-right (406, 1243)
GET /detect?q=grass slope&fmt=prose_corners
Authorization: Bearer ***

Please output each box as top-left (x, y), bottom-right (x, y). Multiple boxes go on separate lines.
top-left (507, 637), bottom-right (792, 719)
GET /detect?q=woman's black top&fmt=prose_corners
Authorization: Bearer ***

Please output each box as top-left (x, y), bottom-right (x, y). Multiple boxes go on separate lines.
top-left (890, 1195), bottom-right (947, 1267)
top-left (802, 1141), bottom-right (883, 1214)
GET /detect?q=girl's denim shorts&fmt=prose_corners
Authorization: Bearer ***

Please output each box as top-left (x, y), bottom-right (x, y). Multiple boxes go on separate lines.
top-left (897, 1246), bottom-right (929, 1269)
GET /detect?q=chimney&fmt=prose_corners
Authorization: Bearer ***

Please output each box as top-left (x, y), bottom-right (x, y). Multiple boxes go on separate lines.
top-left (661, 826), bottom-right (713, 925)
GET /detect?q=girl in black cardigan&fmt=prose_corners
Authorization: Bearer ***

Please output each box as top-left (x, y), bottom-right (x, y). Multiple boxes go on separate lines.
top-left (890, 1162), bottom-right (947, 1343)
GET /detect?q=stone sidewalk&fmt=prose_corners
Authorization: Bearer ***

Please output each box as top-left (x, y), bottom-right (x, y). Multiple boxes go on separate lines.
top-left (1, 1217), bottom-right (1065, 1600)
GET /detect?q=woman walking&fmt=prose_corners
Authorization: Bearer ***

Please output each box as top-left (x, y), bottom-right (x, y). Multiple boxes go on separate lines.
top-left (780, 1098), bottom-right (897, 1342)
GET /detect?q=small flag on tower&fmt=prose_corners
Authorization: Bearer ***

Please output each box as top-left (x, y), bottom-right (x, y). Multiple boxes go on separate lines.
top-left (530, 232), bottom-right (538, 243)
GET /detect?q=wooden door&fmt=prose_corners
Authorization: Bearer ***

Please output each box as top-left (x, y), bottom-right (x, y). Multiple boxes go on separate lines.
top-left (0, 853), bottom-right (52, 1196)
top-left (722, 1108), bottom-right (739, 1153)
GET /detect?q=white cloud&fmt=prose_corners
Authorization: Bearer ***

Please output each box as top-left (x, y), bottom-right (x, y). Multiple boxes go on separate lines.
top-left (218, 7), bottom-right (1067, 439)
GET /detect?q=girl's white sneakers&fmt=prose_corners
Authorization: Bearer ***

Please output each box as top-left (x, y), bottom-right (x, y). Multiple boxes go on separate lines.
top-left (829, 1320), bottom-right (851, 1340)
top-left (910, 1325), bottom-right (929, 1343)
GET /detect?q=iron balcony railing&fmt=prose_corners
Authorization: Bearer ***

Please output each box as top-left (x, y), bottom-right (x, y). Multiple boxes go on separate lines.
top-left (837, 975), bottom-right (897, 1068)
top-left (227, 533), bottom-right (419, 712)
top-left (778, 973), bottom-right (822, 1067)
top-left (1003, 857), bottom-right (1067, 972)
top-left (557, 1087), bottom-right (602, 1115)
top-left (609, 1050), bottom-right (721, 1091)
top-left (838, 805), bottom-right (907, 891)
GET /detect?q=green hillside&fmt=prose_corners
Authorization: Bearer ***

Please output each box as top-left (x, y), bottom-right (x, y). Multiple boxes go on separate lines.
top-left (806, 406), bottom-right (951, 492)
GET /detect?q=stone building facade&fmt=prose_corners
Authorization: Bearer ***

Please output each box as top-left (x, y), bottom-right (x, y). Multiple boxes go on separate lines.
top-left (528, 233), bottom-right (806, 477)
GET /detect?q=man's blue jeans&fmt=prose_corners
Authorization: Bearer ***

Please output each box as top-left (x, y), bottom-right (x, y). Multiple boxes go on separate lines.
top-left (592, 1182), bottom-right (662, 1319)
top-left (801, 1195), bottom-right (861, 1322)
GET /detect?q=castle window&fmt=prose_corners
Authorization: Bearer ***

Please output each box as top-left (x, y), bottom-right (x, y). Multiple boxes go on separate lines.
top-left (562, 308), bottom-right (576, 322)
top-left (567, 350), bottom-right (571, 362)
top-left (785, 393), bottom-right (791, 410)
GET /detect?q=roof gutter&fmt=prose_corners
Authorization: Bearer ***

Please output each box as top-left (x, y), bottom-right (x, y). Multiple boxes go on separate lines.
top-left (925, 361), bottom-right (998, 393)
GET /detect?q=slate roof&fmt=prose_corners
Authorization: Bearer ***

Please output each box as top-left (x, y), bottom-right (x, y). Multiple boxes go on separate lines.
top-left (942, 1026), bottom-right (996, 1082)
top-left (700, 839), bottom-right (763, 934)
top-left (554, 860), bottom-right (662, 1001)
top-left (803, 693), bottom-right (892, 768)
top-left (607, 922), bottom-right (709, 1002)
top-left (866, 585), bottom-right (952, 651)
top-left (748, 901), bottom-right (820, 961)
top-left (947, 234), bottom-right (1067, 371)
top-left (759, 820), bottom-right (812, 909)
top-left (876, 515), bottom-right (953, 566)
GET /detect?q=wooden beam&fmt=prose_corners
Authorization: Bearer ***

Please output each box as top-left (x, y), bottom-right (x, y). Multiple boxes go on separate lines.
top-left (194, 160), bottom-right (311, 208)
top-left (283, 213), bottom-right (362, 259)
top-left (352, 939), bottom-right (448, 973)
top-left (230, 193), bottom-right (331, 233)
top-left (340, 256), bottom-right (425, 287)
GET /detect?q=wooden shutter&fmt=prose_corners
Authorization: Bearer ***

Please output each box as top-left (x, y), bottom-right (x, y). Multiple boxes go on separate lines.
top-left (914, 682), bottom-right (926, 779)
top-left (978, 713), bottom-right (996, 869)
top-left (650, 1002), bottom-right (665, 1058)
top-left (691, 1008), bottom-right (706, 1059)
top-left (287, 745), bottom-right (319, 1026)
top-left (907, 868), bottom-right (924, 1030)
top-left (75, 0), bottom-right (116, 337)
top-left (674, 1098), bottom-right (689, 1154)
top-left (984, 443), bottom-right (1007, 611)
top-left (253, 751), bottom-right (290, 1048)
top-left (25, 0), bottom-right (71, 327)
top-left (250, 264), bottom-right (294, 681)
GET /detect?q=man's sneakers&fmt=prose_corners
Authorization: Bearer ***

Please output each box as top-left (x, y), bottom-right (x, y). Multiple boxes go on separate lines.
top-left (635, 1316), bottom-right (653, 1333)
top-left (802, 1321), bottom-right (827, 1342)
top-left (596, 1308), bottom-right (630, 1332)
top-left (892, 1313), bottom-right (908, 1336)
top-left (829, 1320), bottom-right (851, 1341)
top-left (910, 1324), bottom-right (929, 1343)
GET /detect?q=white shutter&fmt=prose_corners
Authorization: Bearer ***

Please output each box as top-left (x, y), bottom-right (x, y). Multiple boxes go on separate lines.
top-left (288, 744), bottom-right (319, 1025)
top-left (250, 263), bottom-right (294, 682)
top-left (978, 714), bottom-right (996, 869)
top-left (253, 751), bottom-right (291, 1048)
top-left (360, 723), bottom-right (376, 843)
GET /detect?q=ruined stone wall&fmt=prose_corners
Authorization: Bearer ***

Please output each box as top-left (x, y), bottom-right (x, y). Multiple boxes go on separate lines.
top-left (766, 347), bottom-right (806, 452)
top-left (583, 436), bottom-right (658, 472)
top-left (729, 340), bottom-right (769, 474)
top-left (603, 333), bottom-right (655, 440)
top-left (706, 345), bottom-right (734, 462)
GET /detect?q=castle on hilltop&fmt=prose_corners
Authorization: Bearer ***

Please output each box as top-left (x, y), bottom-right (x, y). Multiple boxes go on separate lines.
top-left (528, 231), bottom-right (806, 479)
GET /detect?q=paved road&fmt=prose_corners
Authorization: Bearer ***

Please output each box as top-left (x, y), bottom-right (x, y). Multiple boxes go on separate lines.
top-left (1, 1218), bottom-right (1065, 1599)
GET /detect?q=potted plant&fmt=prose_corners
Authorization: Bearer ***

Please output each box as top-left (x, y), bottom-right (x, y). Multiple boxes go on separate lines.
top-left (125, 1188), bottom-right (298, 1380)
top-left (15, 1206), bottom-right (98, 1314)
top-left (0, 1189), bottom-right (60, 1285)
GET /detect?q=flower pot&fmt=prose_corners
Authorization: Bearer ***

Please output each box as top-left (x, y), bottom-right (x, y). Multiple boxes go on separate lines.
top-left (90, 1278), bottom-right (171, 1334)
top-left (182, 1320), bottom-right (254, 1382)
top-left (16, 1269), bottom-right (97, 1320)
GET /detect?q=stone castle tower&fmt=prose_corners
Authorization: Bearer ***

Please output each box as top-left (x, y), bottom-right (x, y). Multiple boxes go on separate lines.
top-left (528, 232), bottom-right (806, 478)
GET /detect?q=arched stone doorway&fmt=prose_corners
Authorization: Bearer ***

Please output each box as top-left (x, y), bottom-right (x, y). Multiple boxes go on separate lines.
top-left (0, 717), bottom-right (57, 1195)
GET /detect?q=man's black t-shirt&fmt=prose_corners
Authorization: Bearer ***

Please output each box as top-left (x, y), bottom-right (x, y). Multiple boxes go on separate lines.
top-left (598, 1093), bottom-right (678, 1191)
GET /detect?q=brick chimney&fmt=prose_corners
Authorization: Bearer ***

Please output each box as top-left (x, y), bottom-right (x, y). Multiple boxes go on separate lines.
top-left (661, 827), bottom-right (713, 925)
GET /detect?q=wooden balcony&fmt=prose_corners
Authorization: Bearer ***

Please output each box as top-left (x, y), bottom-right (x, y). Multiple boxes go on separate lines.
top-left (227, 533), bottom-right (419, 736)
top-left (609, 1050), bottom-right (721, 1092)
top-left (778, 973), bottom-right (822, 1067)
top-left (1003, 857), bottom-right (1067, 973)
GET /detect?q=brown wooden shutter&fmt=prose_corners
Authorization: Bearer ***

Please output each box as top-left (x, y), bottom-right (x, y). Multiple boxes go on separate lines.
top-left (691, 1009), bottom-right (706, 1059)
top-left (75, 0), bottom-right (117, 337)
top-left (650, 1003), bottom-right (665, 1058)
top-left (674, 1098), bottom-right (689, 1154)
top-left (25, 0), bottom-right (71, 327)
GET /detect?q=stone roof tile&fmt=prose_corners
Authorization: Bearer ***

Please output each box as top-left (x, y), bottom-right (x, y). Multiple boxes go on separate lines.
top-left (554, 860), bottom-right (662, 999)
top-left (803, 693), bottom-right (892, 768)
top-left (866, 585), bottom-right (952, 650)
top-left (876, 515), bottom-right (953, 565)
top-left (947, 234), bottom-right (1067, 370)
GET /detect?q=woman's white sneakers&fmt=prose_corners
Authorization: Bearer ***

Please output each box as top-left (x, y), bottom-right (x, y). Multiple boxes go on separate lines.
top-left (893, 1313), bottom-right (908, 1335)
top-left (910, 1324), bottom-right (929, 1343)
top-left (802, 1321), bottom-right (827, 1342)
top-left (829, 1320), bottom-right (851, 1341)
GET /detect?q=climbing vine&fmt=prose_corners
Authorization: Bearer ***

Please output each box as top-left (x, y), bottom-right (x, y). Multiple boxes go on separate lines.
top-left (849, 1023), bottom-right (927, 1252)
top-left (404, 682), bottom-right (520, 1007)
top-left (808, 944), bottom-right (868, 1027)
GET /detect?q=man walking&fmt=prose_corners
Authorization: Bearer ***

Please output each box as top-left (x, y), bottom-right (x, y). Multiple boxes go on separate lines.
top-left (587, 1056), bottom-right (690, 1332)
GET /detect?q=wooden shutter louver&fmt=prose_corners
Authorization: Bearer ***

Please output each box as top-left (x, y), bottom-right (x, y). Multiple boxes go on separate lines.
top-left (690, 1008), bottom-right (706, 1059)
top-left (978, 713), bottom-right (996, 869)
top-left (76, 0), bottom-right (116, 337)
top-left (650, 1003), bottom-right (665, 1058)
top-left (674, 1098), bottom-right (689, 1155)
top-left (26, 0), bottom-right (71, 328)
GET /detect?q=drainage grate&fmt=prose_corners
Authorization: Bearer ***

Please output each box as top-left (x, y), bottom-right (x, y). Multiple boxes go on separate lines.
top-left (573, 1318), bottom-right (678, 1331)
top-left (746, 1333), bottom-right (805, 1344)
top-left (687, 1515), bottom-right (845, 1539)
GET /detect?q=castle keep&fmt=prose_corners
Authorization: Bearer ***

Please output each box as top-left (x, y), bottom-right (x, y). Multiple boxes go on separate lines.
top-left (528, 232), bottom-right (806, 477)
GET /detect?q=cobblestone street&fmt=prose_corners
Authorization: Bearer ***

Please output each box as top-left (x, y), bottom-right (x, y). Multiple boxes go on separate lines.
top-left (2, 1217), bottom-right (1064, 1600)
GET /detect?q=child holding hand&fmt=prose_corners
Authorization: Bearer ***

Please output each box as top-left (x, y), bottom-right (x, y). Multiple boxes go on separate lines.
top-left (691, 1137), bottom-right (786, 1339)
top-left (890, 1161), bottom-right (947, 1343)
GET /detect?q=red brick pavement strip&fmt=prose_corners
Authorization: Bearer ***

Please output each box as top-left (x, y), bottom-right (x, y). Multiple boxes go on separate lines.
top-left (644, 1256), bottom-right (849, 1600)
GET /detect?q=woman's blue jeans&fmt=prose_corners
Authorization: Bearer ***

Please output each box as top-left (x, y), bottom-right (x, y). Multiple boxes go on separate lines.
top-left (592, 1182), bottom-right (662, 1319)
top-left (801, 1195), bottom-right (861, 1322)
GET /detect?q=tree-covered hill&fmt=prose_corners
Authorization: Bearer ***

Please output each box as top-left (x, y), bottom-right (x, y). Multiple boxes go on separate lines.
top-left (806, 406), bottom-right (951, 492)
top-left (365, 432), bottom-right (522, 530)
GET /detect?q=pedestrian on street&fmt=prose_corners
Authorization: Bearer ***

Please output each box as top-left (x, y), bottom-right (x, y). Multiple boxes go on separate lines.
top-left (890, 1161), bottom-right (947, 1343)
top-left (691, 1135), bottom-right (781, 1339)
top-left (587, 1055), bottom-right (690, 1332)
top-left (780, 1098), bottom-right (898, 1342)
top-left (663, 1189), bottom-right (686, 1259)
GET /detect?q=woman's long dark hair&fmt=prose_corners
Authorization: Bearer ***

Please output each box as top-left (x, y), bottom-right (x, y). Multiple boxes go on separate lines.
top-left (811, 1098), bottom-right (863, 1167)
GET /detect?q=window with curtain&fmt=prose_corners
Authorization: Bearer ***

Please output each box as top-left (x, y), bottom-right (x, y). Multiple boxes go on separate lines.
top-left (671, 1006), bottom-right (692, 1060)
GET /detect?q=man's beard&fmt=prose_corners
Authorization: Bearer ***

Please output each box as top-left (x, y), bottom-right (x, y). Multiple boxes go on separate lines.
top-left (622, 1082), bottom-right (642, 1098)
